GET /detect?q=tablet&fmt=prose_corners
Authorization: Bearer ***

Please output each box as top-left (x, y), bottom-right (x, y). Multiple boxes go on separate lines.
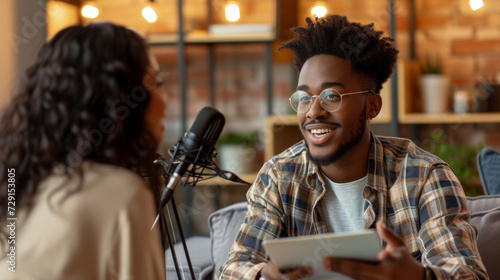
top-left (262, 230), bottom-right (381, 280)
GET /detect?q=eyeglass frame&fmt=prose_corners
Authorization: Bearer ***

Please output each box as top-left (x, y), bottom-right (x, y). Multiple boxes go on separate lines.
top-left (288, 88), bottom-right (375, 113)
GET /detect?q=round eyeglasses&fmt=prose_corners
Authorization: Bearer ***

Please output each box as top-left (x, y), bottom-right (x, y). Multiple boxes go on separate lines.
top-left (289, 88), bottom-right (374, 113)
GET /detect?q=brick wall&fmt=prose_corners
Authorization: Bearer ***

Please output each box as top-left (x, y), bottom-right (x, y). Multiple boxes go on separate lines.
top-left (296, 0), bottom-right (500, 86)
top-left (151, 44), bottom-right (295, 151)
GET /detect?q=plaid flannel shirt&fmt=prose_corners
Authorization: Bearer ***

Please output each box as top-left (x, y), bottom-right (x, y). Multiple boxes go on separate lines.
top-left (215, 133), bottom-right (488, 280)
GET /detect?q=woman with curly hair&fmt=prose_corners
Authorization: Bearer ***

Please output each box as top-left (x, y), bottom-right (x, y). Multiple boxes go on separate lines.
top-left (0, 22), bottom-right (166, 279)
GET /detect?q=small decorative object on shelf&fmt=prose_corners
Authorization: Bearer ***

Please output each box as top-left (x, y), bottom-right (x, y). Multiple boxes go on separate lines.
top-left (474, 82), bottom-right (500, 113)
top-left (419, 53), bottom-right (451, 114)
top-left (453, 88), bottom-right (474, 114)
top-left (216, 130), bottom-right (261, 175)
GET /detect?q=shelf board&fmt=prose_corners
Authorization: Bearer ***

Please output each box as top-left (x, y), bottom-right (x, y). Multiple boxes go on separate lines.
top-left (266, 114), bottom-right (391, 125)
top-left (372, 113), bottom-right (391, 124)
top-left (195, 173), bottom-right (256, 187)
top-left (267, 114), bottom-right (297, 126)
top-left (147, 31), bottom-right (276, 45)
top-left (399, 112), bottom-right (500, 124)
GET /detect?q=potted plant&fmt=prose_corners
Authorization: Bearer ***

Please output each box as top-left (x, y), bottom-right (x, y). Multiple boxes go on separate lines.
top-left (425, 130), bottom-right (483, 196)
top-left (216, 130), bottom-right (260, 174)
top-left (419, 53), bottom-right (451, 114)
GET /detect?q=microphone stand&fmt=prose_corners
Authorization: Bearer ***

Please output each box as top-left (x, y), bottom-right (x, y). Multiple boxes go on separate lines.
top-left (155, 140), bottom-right (198, 280)
top-left (154, 139), bottom-right (251, 280)
top-left (159, 207), bottom-right (184, 279)
top-left (171, 198), bottom-right (196, 279)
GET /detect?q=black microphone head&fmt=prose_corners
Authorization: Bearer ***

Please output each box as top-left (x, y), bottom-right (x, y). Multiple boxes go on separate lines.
top-left (173, 106), bottom-right (225, 169)
top-left (186, 106), bottom-right (225, 146)
top-left (158, 107), bottom-right (226, 209)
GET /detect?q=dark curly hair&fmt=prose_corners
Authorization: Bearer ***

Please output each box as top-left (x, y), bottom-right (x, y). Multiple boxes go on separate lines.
top-left (0, 22), bottom-right (158, 241)
top-left (278, 15), bottom-right (399, 93)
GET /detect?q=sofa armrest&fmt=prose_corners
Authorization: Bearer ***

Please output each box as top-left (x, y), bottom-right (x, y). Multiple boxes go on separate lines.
top-left (467, 195), bottom-right (500, 280)
top-left (209, 201), bottom-right (248, 275)
top-left (165, 236), bottom-right (212, 280)
top-left (199, 265), bottom-right (214, 280)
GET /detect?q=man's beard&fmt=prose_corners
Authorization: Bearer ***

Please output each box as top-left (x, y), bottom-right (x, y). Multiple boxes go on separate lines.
top-left (305, 107), bottom-right (367, 166)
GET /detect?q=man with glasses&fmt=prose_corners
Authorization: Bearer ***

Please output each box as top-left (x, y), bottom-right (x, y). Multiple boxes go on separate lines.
top-left (216, 15), bottom-right (488, 280)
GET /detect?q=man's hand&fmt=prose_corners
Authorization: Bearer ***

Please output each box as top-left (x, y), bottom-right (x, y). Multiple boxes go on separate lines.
top-left (260, 261), bottom-right (313, 280)
top-left (322, 221), bottom-right (425, 280)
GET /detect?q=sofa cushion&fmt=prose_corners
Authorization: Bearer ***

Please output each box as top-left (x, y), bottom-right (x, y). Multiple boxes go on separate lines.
top-left (477, 147), bottom-right (500, 195)
top-left (165, 236), bottom-right (212, 280)
top-left (209, 201), bottom-right (248, 275)
top-left (467, 195), bottom-right (500, 280)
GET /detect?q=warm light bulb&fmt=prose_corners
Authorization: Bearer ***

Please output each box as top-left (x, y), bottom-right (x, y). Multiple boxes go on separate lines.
top-left (311, 5), bottom-right (327, 18)
top-left (469, 0), bottom-right (484, 10)
top-left (225, 3), bottom-right (240, 22)
top-left (142, 6), bottom-right (157, 23)
top-left (81, 4), bottom-right (99, 19)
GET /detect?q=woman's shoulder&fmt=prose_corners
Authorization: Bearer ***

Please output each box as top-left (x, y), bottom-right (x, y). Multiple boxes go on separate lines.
top-left (80, 162), bottom-right (152, 204)
top-left (83, 162), bottom-right (146, 189)
top-left (38, 161), bottom-right (153, 217)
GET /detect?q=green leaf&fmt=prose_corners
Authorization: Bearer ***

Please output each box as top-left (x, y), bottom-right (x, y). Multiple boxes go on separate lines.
top-left (217, 130), bottom-right (260, 146)
top-left (420, 53), bottom-right (443, 74)
top-left (423, 131), bottom-right (483, 193)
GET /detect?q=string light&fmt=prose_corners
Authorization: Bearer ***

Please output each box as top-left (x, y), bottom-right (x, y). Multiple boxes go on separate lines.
top-left (225, 3), bottom-right (240, 22)
top-left (81, 4), bottom-right (99, 19)
top-left (469, 0), bottom-right (484, 10)
top-left (311, 5), bottom-right (327, 18)
top-left (142, 6), bottom-right (157, 23)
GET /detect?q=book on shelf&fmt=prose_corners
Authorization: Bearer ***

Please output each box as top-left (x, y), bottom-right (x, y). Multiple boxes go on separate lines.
top-left (208, 24), bottom-right (272, 34)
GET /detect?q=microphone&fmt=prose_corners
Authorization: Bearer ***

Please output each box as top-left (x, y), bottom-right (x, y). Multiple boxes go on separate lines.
top-left (157, 106), bottom-right (225, 211)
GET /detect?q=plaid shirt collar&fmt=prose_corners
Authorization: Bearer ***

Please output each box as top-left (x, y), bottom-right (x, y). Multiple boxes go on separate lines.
top-left (367, 132), bottom-right (389, 195)
top-left (299, 131), bottom-right (388, 194)
top-left (291, 132), bottom-right (389, 230)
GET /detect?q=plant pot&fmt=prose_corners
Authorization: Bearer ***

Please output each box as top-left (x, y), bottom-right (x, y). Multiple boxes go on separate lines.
top-left (419, 74), bottom-right (451, 114)
top-left (217, 144), bottom-right (259, 175)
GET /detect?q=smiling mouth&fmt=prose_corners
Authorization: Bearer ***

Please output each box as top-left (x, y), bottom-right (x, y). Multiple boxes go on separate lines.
top-left (310, 128), bottom-right (334, 137)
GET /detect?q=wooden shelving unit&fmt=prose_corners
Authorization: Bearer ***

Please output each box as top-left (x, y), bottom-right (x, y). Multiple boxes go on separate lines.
top-left (148, 31), bottom-right (276, 45)
top-left (399, 112), bottom-right (500, 124)
top-left (397, 60), bottom-right (500, 125)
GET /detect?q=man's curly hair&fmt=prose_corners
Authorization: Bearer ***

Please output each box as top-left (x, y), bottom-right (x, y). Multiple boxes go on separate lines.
top-left (278, 15), bottom-right (398, 93)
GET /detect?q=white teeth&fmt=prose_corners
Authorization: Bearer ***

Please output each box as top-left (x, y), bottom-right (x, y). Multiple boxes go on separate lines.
top-left (310, 128), bottom-right (332, 136)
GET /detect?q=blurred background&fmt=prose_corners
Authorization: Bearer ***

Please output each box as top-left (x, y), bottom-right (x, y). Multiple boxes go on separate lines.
top-left (2, 0), bottom-right (500, 235)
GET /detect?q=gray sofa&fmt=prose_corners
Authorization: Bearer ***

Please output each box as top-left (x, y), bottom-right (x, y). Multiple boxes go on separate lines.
top-left (166, 195), bottom-right (500, 280)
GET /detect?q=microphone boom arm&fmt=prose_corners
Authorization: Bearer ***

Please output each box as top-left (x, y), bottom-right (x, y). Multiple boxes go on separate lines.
top-left (154, 138), bottom-right (251, 212)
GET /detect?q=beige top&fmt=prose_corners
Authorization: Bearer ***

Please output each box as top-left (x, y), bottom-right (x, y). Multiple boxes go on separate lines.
top-left (0, 162), bottom-right (166, 280)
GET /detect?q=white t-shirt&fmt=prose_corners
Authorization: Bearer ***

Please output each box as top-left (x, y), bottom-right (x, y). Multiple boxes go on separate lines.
top-left (319, 172), bottom-right (367, 233)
